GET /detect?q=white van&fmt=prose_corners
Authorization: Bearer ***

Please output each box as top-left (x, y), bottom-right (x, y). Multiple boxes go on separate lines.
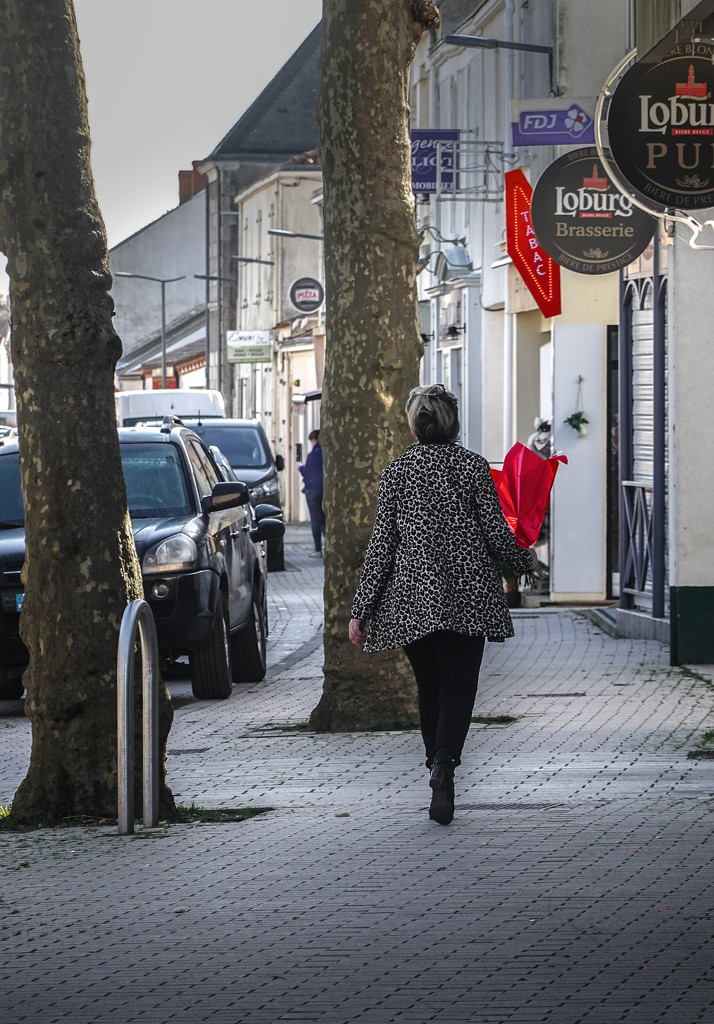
top-left (116, 389), bottom-right (226, 427)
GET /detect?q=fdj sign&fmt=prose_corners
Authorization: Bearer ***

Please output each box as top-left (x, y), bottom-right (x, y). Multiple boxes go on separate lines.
top-left (608, 44), bottom-right (714, 210)
top-left (531, 148), bottom-right (655, 275)
top-left (511, 99), bottom-right (595, 147)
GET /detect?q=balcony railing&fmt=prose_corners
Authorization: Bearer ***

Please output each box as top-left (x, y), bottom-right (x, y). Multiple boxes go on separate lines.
top-left (620, 481), bottom-right (653, 602)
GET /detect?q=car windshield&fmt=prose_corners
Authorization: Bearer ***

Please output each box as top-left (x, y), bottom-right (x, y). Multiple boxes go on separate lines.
top-left (0, 452), bottom-right (23, 526)
top-left (0, 445), bottom-right (193, 524)
top-left (121, 444), bottom-right (193, 518)
top-left (189, 425), bottom-right (270, 469)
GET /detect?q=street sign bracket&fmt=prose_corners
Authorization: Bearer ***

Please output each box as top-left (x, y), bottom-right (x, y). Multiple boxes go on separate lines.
top-left (421, 137), bottom-right (507, 203)
top-left (443, 34), bottom-right (561, 97)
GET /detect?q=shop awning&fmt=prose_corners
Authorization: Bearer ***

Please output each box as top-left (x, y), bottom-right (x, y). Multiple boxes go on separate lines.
top-left (118, 324), bottom-right (206, 377)
top-left (291, 388), bottom-right (322, 404)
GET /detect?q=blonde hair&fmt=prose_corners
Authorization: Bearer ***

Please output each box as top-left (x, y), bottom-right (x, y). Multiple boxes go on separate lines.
top-left (405, 384), bottom-right (459, 443)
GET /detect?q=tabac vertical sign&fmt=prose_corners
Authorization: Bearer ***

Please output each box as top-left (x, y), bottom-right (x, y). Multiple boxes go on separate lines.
top-left (505, 169), bottom-right (561, 318)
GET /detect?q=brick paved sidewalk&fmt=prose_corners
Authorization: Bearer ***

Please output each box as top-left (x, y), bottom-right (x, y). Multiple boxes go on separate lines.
top-left (1, 523), bottom-right (713, 1024)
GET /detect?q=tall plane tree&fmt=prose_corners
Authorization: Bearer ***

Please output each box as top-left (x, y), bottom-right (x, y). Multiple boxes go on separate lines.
top-left (311, 0), bottom-right (440, 730)
top-left (0, 0), bottom-right (176, 823)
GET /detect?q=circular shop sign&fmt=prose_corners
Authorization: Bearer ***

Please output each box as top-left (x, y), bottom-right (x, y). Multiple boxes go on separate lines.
top-left (289, 277), bottom-right (324, 313)
top-left (607, 46), bottom-right (714, 211)
top-left (531, 148), bottom-right (655, 274)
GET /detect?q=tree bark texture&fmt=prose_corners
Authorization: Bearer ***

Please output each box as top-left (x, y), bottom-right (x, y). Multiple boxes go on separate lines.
top-left (0, 0), bottom-right (176, 823)
top-left (311, 0), bottom-right (440, 730)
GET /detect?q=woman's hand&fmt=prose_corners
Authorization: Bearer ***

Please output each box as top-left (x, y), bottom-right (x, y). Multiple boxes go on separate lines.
top-left (528, 547), bottom-right (539, 569)
top-left (349, 618), bottom-right (368, 647)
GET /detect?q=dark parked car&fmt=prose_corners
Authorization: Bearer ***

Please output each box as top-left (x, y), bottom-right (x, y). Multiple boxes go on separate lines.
top-left (0, 420), bottom-right (284, 701)
top-left (180, 419), bottom-right (285, 571)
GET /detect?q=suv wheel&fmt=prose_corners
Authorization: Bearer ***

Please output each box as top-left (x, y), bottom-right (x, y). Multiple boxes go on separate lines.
top-left (189, 594), bottom-right (233, 700)
top-left (231, 588), bottom-right (267, 682)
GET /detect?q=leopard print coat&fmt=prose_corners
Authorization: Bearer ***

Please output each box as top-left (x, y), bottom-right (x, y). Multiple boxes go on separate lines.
top-left (351, 442), bottom-right (533, 652)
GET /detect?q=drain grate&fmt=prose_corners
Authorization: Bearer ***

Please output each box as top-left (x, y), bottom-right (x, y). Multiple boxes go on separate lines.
top-left (687, 749), bottom-right (714, 760)
top-left (459, 802), bottom-right (566, 811)
top-left (518, 692), bottom-right (587, 698)
top-left (168, 748), bottom-right (210, 755)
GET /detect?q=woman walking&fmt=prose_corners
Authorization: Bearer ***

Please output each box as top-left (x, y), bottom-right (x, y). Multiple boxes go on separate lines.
top-left (349, 384), bottom-right (536, 825)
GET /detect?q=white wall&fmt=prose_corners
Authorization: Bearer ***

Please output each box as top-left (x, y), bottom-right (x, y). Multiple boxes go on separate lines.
top-left (410, 0), bottom-right (628, 599)
top-left (236, 171), bottom-right (323, 333)
top-left (463, 281), bottom-right (483, 452)
top-left (668, 232), bottom-right (714, 588)
top-left (481, 307), bottom-right (506, 464)
top-left (557, 0), bottom-right (630, 97)
top-left (550, 323), bottom-right (606, 600)
top-left (110, 191), bottom-right (206, 355)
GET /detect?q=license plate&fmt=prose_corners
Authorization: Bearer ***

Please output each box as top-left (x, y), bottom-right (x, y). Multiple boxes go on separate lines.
top-left (15, 593), bottom-right (24, 612)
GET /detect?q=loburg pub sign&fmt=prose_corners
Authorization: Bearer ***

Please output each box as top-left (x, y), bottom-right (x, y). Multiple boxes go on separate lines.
top-left (607, 43), bottom-right (714, 211)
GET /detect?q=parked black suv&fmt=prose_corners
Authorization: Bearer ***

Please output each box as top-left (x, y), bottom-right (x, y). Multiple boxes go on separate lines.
top-left (0, 420), bottom-right (284, 701)
top-left (180, 419), bottom-right (285, 571)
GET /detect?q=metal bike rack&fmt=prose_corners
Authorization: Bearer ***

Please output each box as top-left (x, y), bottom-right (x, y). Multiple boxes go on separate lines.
top-left (117, 599), bottom-right (159, 835)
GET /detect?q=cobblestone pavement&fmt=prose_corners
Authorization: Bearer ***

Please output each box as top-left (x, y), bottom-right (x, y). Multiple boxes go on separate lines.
top-left (1, 523), bottom-right (713, 1024)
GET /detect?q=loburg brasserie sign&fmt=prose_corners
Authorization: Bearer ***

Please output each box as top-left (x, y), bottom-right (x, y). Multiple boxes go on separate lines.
top-left (607, 43), bottom-right (714, 211)
top-left (531, 148), bottom-right (655, 274)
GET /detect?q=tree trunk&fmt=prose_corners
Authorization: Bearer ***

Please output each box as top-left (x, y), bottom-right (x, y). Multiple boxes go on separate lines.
top-left (0, 0), bottom-right (176, 824)
top-left (311, 0), bottom-right (440, 731)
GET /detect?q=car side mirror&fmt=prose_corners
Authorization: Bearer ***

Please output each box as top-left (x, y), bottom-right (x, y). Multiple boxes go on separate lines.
top-left (201, 481), bottom-right (250, 514)
top-left (275, 454), bottom-right (285, 472)
top-left (254, 502), bottom-right (282, 521)
top-left (251, 516), bottom-right (285, 543)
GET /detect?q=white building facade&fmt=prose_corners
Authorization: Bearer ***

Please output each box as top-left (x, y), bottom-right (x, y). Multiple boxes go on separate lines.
top-left (231, 165), bottom-right (324, 522)
top-left (412, 1), bottom-right (629, 605)
top-left (412, 0), bottom-right (714, 662)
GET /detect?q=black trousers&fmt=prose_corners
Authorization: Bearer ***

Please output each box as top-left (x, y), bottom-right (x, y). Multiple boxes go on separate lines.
top-left (403, 630), bottom-right (485, 768)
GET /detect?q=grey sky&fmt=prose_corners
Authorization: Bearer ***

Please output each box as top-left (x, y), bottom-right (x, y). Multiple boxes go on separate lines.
top-left (1, 0), bottom-right (322, 294)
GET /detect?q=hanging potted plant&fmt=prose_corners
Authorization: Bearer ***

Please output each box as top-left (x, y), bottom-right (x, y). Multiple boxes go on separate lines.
top-left (564, 376), bottom-right (588, 436)
top-left (564, 409), bottom-right (588, 436)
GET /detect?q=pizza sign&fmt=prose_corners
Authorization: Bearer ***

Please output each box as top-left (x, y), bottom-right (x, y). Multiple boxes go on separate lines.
top-left (289, 277), bottom-right (324, 313)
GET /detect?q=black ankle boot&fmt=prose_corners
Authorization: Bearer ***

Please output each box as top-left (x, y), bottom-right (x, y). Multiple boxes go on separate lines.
top-left (429, 749), bottom-right (455, 825)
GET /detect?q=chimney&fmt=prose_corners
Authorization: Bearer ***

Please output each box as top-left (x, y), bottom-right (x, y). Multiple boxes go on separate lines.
top-left (178, 161), bottom-right (206, 203)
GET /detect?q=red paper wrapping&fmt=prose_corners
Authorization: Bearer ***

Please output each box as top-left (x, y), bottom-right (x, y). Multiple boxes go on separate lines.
top-left (490, 442), bottom-right (568, 548)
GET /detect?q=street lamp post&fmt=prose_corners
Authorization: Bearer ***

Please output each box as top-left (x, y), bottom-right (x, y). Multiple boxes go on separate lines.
top-left (267, 229), bottom-right (324, 241)
top-left (194, 273), bottom-right (235, 391)
top-left (115, 272), bottom-right (185, 388)
top-left (229, 255), bottom-right (275, 265)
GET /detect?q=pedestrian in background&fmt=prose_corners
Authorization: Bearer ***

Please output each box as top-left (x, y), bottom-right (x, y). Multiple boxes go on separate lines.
top-left (349, 384), bottom-right (537, 825)
top-left (299, 429), bottom-right (325, 558)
